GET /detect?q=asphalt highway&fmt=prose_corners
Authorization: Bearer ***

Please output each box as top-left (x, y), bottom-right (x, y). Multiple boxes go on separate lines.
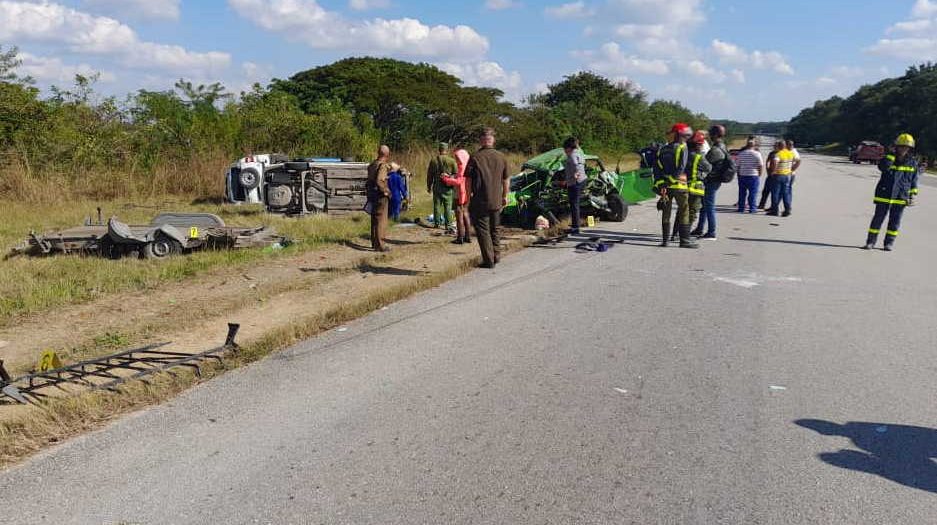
top-left (2, 152), bottom-right (936, 524)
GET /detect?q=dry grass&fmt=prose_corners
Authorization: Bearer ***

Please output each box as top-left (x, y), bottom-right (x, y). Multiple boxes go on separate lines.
top-left (0, 237), bottom-right (531, 467)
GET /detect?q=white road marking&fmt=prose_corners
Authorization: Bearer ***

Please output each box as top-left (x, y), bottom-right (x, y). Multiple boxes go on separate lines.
top-left (714, 277), bottom-right (760, 288)
top-left (769, 385), bottom-right (787, 391)
top-left (613, 388), bottom-right (629, 395)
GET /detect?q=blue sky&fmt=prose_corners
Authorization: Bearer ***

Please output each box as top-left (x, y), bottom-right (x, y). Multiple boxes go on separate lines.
top-left (1, 0), bottom-right (934, 121)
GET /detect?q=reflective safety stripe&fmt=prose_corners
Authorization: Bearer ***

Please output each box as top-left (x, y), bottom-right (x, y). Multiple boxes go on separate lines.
top-left (895, 166), bottom-right (916, 172)
top-left (885, 155), bottom-right (896, 161)
top-left (874, 197), bottom-right (907, 205)
top-left (868, 228), bottom-right (880, 234)
top-left (911, 188), bottom-right (920, 195)
top-left (887, 230), bottom-right (900, 236)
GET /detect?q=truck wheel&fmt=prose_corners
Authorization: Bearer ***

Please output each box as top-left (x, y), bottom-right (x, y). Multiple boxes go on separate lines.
top-left (238, 167), bottom-right (261, 190)
top-left (144, 235), bottom-right (182, 260)
top-left (603, 193), bottom-right (628, 222)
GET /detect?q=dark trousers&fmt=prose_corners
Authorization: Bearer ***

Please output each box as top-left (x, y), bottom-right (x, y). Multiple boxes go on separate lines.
top-left (697, 180), bottom-right (721, 235)
top-left (370, 196), bottom-right (389, 251)
top-left (868, 203), bottom-right (906, 245)
top-left (769, 175), bottom-right (792, 213)
top-left (760, 175), bottom-right (776, 209)
top-left (471, 209), bottom-right (501, 265)
top-left (661, 190), bottom-right (690, 227)
top-left (567, 180), bottom-right (585, 231)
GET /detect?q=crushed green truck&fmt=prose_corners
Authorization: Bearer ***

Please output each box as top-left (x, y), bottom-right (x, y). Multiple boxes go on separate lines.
top-left (502, 148), bottom-right (657, 228)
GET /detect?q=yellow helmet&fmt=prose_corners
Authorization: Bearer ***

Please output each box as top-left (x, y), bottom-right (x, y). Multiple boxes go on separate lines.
top-left (895, 133), bottom-right (916, 148)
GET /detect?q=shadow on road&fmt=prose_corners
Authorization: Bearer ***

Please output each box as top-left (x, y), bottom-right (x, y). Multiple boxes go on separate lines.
top-left (728, 237), bottom-right (861, 250)
top-left (531, 229), bottom-right (660, 249)
top-left (795, 419), bottom-right (937, 493)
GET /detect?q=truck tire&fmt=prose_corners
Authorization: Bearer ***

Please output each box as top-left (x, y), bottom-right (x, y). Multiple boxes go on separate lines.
top-left (238, 167), bottom-right (261, 190)
top-left (603, 193), bottom-right (628, 222)
top-left (144, 234), bottom-right (182, 260)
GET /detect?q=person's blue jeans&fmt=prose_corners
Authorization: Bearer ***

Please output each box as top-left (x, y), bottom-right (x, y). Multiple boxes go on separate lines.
top-left (696, 179), bottom-right (721, 235)
top-left (737, 176), bottom-right (759, 212)
top-left (769, 175), bottom-right (792, 213)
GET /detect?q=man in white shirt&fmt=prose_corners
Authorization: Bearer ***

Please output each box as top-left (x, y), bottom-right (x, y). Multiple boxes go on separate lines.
top-left (786, 139), bottom-right (802, 198)
top-left (736, 139), bottom-right (764, 213)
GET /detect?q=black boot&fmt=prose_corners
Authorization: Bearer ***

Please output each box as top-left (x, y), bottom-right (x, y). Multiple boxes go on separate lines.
top-left (679, 225), bottom-right (699, 249)
top-left (863, 232), bottom-right (877, 250)
top-left (670, 222), bottom-right (679, 242)
top-left (660, 223), bottom-right (670, 247)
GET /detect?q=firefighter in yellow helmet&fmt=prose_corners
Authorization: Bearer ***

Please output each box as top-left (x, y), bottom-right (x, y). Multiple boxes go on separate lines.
top-left (864, 133), bottom-right (920, 251)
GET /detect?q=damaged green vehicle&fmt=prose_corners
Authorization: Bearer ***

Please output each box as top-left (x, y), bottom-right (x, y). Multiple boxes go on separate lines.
top-left (502, 148), bottom-right (656, 229)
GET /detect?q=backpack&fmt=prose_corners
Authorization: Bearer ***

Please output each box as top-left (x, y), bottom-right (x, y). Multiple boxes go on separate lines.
top-left (719, 156), bottom-right (737, 183)
top-left (709, 144), bottom-right (736, 183)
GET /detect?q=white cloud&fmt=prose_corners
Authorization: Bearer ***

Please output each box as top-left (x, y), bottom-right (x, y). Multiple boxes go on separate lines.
top-left (545, 2), bottom-right (592, 18)
top-left (887, 18), bottom-right (934, 34)
top-left (912, 0), bottom-right (937, 18)
top-left (872, 0), bottom-right (937, 59)
top-left (229, 0), bottom-right (488, 61)
top-left (711, 39), bottom-right (794, 75)
top-left (575, 42), bottom-right (669, 75)
top-left (437, 61), bottom-right (524, 100)
top-left (602, 0), bottom-right (704, 27)
top-left (485, 0), bottom-right (520, 10)
top-left (0, 1), bottom-right (230, 74)
top-left (730, 69), bottom-right (745, 83)
top-left (683, 59), bottom-right (725, 82)
top-left (349, 0), bottom-right (390, 10)
top-left (82, 0), bottom-right (181, 21)
top-left (18, 52), bottom-right (116, 84)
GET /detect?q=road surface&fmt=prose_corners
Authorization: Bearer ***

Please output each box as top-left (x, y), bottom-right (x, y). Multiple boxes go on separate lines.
top-left (2, 151), bottom-right (936, 524)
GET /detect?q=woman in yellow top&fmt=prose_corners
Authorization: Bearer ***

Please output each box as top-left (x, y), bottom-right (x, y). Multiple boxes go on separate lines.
top-left (766, 140), bottom-right (796, 217)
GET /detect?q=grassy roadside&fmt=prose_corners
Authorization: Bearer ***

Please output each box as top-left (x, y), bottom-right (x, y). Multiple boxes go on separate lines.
top-left (0, 234), bottom-right (531, 467)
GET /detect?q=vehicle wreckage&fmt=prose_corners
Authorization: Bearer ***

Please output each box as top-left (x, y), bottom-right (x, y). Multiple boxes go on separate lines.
top-left (502, 148), bottom-right (657, 228)
top-left (8, 211), bottom-right (287, 259)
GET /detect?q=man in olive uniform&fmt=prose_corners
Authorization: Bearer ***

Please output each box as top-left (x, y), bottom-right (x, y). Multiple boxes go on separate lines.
top-left (654, 123), bottom-right (698, 249)
top-left (367, 145), bottom-right (393, 252)
top-left (466, 128), bottom-right (510, 269)
top-left (427, 142), bottom-right (458, 232)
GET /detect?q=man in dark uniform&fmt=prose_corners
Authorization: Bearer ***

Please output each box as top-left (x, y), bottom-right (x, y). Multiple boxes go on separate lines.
top-left (466, 128), bottom-right (510, 269)
top-left (864, 133), bottom-right (920, 252)
top-left (367, 145), bottom-right (393, 252)
top-left (654, 123), bottom-right (698, 249)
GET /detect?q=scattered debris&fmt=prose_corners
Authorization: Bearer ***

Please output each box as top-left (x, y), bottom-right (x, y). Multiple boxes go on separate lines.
top-left (769, 385), bottom-right (787, 391)
top-left (0, 324), bottom-right (241, 405)
top-left (613, 388), bottom-right (629, 395)
top-left (875, 425), bottom-right (889, 434)
top-left (8, 211), bottom-right (287, 259)
top-left (336, 327), bottom-right (349, 332)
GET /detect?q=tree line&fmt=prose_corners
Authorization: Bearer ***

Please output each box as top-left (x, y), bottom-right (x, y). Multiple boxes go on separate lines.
top-left (788, 63), bottom-right (937, 156)
top-left (0, 47), bottom-right (706, 200)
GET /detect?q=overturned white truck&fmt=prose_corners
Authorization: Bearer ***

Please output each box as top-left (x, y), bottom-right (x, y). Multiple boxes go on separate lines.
top-left (225, 155), bottom-right (372, 215)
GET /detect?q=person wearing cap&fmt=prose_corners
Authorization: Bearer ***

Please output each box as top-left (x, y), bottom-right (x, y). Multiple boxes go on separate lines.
top-left (653, 123), bottom-right (698, 248)
top-left (735, 138), bottom-right (764, 213)
top-left (367, 145), bottom-right (393, 252)
top-left (466, 128), bottom-right (510, 268)
top-left (673, 131), bottom-right (711, 241)
top-left (427, 142), bottom-right (458, 233)
top-left (864, 133), bottom-right (920, 251)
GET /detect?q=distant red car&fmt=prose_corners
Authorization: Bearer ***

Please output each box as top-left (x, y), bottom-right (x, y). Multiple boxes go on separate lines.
top-left (850, 141), bottom-right (885, 164)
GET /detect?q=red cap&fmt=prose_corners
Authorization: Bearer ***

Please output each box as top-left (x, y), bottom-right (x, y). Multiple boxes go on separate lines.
top-left (691, 131), bottom-right (707, 145)
top-left (670, 123), bottom-right (692, 136)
